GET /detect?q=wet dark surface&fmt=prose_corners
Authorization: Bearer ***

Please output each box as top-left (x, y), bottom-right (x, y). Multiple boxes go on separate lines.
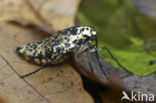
top-left (73, 49), bottom-right (156, 95)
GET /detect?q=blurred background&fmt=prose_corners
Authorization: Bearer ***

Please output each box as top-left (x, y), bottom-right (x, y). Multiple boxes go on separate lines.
top-left (77, 0), bottom-right (156, 76)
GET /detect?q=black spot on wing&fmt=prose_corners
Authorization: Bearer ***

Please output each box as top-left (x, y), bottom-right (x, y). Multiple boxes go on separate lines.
top-left (63, 37), bottom-right (69, 42)
top-left (61, 30), bottom-right (68, 35)
top-left (77, 39), bottom-right (82, 45)
top-left (65, 43), bottom-right (71, 48)
top-left (27, 55), bottom-right (35, 63)
top-left (36, 41), bottom-right (42, 45)
top-left (32, 44), bottom-right (37, 50)
top-left (28, 48), bottom-right (32, 52)
top-left (33, 50), bottom-right (37, 57)
top-left (35, 52), bottom-right (44, 64)
top-left (56, 47), bottom-right (63, 53)
top-left (73, 40), bottom-right (78, 44)
top-left (70, 28), bottom-right (78, 35)
top-left (16, 47), bottom-right (22, 51)
top-left (60, 27), bottom-right (73, 35)
top-left (45, 51), bottom-right (52, 59)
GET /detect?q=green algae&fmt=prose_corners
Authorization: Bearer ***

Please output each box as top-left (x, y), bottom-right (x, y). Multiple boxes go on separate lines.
top-left (77, 0), bottom-right (156, 76)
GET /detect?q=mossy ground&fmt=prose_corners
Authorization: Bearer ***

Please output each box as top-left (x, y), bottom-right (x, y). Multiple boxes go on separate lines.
top-left (77, 0), bottom-right (156, 76)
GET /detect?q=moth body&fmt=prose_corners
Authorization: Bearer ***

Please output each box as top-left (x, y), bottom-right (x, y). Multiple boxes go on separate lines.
top-left (17, 26), bottom-right (97, 65)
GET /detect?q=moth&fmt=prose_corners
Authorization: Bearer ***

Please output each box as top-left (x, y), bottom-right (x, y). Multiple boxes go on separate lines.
top-left (17, 26), bottom-right (96, 64)
top-left (17, 26), bottom-right (132, 79)
top-left (17, 26), bottom-right (98, 78)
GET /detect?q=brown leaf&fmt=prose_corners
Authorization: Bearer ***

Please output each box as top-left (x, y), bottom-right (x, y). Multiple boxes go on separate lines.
top-left (0, 0), bottom-right (80, 30)
top-left (0, 0), bottom-right (94, 103)
top-left (0, 21), bottom-right (93, 103)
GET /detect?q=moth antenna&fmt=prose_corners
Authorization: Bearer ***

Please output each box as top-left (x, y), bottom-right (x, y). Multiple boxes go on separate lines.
top-left (94, 35), bottom-right (110, 80)
top-left (20, 64), bottom-right (48, 78)
top-left (88, 43), bottom-right (94, 74)
top-left (99, 47), bottom-right (133, 74)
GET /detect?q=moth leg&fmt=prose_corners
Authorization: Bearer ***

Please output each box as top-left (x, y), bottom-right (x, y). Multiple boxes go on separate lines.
top-left (87, 43), bottom-right (110, 80)
top-left (87, 43), bottom-right (94, 75)
top-left (94, 47), bottom-right (133, 74)
top-left (76, 43), bottom-right (95, 75)
top-left (94, 47), bottom-right (110, 80)
top-left (90, 37), bottom-right (111, 80)
top-left (20, 66), bottom-right (46, 78)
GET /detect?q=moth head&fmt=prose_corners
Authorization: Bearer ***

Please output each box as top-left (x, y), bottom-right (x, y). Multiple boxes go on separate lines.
top-left (79, 26), bottom-right (97, 43)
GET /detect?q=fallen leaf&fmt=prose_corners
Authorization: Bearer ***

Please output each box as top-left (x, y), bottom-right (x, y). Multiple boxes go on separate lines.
top-left (0, 0), bottom-right (81, 30)
top-left (0, 22), bottom-right (93, 103)
top-left (0, 0), bottom-right (94, 103)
